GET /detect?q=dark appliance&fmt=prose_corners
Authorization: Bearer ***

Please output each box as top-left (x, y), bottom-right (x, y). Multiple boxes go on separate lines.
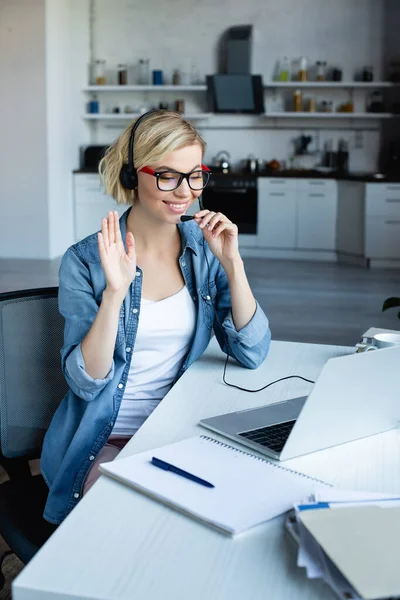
top-left (81, 145), bottom-right (109, 170)
top-left (336, 139), bottom-right (349, 174)
top-left (206, 75), bottom-right (264, 114)
top-left (201, 176), bottom-right (257, 234)
top-left (225, 25), bottom-right (252, 74)
top-left (380, 141), bottom-right (400, 175)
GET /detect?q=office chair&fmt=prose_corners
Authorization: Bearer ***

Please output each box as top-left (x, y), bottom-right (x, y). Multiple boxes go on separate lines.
top-left (0, 287), bottom-right (68, 587)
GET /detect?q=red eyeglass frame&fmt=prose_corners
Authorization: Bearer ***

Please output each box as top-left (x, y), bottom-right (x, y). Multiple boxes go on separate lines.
top-left (138, 164), bottom-right (211, 191)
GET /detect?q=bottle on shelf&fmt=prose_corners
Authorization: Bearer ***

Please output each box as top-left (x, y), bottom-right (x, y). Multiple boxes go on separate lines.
top-left (88, 95), bottom-right (99, 114)
top-left (93, 59), bottom-right (107, 85)
top-left (117, 64), bottom-right (128, 85)
top-left (279, 57), bottom-right (290, 81)
top-left (298, 57), bottom-right (308, 81)
top-left (293, 89), bottom-right (303, 112)
top-left (138, 59), bottom-right (150, 85)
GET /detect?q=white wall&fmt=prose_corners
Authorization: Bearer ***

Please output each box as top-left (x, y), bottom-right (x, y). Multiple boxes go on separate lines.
top-left (0, 0), bottom-right (48, 259)
top-left (86, 0), bottom-right (385, 172)
top-left (46, 0), bottom-right (90, 259)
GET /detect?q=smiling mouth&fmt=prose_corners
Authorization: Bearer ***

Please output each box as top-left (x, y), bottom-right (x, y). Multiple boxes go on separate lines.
top-left (163, 201), bottom-right (189, 209)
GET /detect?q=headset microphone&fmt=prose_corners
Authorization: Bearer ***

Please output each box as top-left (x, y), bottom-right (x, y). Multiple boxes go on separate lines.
top-left (180, 196), bottom-right (204, 222)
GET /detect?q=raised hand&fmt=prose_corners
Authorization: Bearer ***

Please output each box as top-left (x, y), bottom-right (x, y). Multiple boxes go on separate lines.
top-left (98, 211), bottom-right (137, 297)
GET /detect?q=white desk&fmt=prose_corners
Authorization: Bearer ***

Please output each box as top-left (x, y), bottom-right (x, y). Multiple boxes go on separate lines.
top-left (13, 339), bottom-right (400, 600)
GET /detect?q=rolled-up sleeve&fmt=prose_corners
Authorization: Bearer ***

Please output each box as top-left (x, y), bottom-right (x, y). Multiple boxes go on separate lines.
top-left (58, 248), bottom-right (114, 401)
top-left (213, 268), bottom-right (271, 369)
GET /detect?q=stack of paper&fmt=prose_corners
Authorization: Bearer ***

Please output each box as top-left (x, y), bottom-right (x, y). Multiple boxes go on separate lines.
top-left (286, 489), bottom-right (400, 600)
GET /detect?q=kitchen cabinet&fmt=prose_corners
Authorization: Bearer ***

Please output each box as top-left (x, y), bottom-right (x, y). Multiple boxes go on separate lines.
top-left (74, 174), bottom-right (126, 241)
top-left (296, 180), bottom-right (337, 250)
top-left (365, 183), bottom-right (400, 260)
top-left (257, 179), bottom-right (297, 249)
top-left (337, 181), bottom-right (400, 267)
top-left (257, 178), bottom-right (337, 252)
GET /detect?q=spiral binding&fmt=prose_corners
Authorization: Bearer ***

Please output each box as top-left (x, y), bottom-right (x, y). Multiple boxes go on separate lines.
top-left (199, 435), bottom-right (330, 487)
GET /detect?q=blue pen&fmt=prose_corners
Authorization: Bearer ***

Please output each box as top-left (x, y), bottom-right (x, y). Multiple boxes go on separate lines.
top-left (151, 457), bottom-right (215, 488)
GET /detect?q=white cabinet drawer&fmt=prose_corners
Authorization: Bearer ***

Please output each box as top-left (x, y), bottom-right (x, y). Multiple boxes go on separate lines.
top-left (258, 178), bottom-right (297, 191)
top-left (297, 179), bottom-right (336, 194)
top-left (366, 192), bottom-right (400, 217)
top-left (365, 216), bottom-right (400, 259)
top-left (366, 183), bottom-right (400, 199)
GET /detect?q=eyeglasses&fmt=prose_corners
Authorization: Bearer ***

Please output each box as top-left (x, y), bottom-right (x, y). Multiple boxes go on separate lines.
top-left (139, 164), bottom-right (211, 191)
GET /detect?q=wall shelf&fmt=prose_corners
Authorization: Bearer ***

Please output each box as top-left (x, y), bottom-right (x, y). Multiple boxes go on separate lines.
top-left (82, 113), bottom-right (212, 120)
top-left (82, 82), bottom-right (398, 93)
top-left (83, 85), bottom-right (207, 92)
top-left (263, 112), bottom-right (394, 119)
top-left (264, 81), bottom-right (396, 89)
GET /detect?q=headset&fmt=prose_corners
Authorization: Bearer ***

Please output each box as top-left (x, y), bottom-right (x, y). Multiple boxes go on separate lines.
top-left (119, 110), bottom-right (158, 190)
top-left (119, 110), bottom-right (314, 393)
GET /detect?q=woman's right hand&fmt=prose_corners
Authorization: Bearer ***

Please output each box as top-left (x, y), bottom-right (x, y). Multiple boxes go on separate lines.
top-left (98, 211), bottom-right (137, 297)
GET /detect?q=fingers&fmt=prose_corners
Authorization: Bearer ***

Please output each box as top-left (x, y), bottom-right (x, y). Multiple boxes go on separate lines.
top-left (196, 211), bottom-right (231, 231)
top-left (114, 210), bottom-right (122, 242)
top-left (212, 222), bottom-right (238, 238)
top-left (126, 231), bottom-right (136, 262)
top-left (108, 211), bottom-right (115, 244)
top-left (101, 216), bottom-right (109, 247)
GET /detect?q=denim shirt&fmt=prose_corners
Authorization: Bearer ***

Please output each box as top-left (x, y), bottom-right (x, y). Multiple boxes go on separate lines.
top-left (41, 208), bottom-right (271, 524)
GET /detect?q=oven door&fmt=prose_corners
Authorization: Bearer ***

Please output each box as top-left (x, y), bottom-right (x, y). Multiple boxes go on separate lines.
top-left (201, 186), bottom-right (257, 234)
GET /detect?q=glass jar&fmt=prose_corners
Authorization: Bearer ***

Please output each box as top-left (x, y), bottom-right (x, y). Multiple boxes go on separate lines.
top-left (138, 59), bottom-right (150, 85)
top-left (279, 57), bottom-right (290, 82)
top-left (117, 64), bottom-right (128, 85)
top-left (93, 60), bottom-right (107, 85)
top-left (316, 61), bottom-right (327, 81)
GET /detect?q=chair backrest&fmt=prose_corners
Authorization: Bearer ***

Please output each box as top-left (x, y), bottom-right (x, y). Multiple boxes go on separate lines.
top-left (0, 288), bottom-right (68, 459)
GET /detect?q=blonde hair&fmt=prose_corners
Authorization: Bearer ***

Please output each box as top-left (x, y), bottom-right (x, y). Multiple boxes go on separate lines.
top-left (99, 110), bottom-right (206, 205)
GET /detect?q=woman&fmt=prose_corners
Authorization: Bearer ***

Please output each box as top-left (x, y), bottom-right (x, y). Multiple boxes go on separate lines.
top-left (41, 110), bottom-right (271, 524)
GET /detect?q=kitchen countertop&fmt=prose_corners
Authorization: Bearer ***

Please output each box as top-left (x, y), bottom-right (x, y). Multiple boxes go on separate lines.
top-left (73, 168), bottom-right (400, 183)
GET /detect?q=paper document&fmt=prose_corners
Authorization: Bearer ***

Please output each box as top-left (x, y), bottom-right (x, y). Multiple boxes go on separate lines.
top-left (100, 435), bottom-right (329, 534)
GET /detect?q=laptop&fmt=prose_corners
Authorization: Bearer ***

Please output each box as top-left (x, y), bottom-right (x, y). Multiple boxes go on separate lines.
top-left (200, 346), bottom-right (400, 461)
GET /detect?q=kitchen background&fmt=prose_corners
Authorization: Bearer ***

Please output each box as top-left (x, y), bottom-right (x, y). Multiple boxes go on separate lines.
top-left (0, 0), bottom-right (399, 262)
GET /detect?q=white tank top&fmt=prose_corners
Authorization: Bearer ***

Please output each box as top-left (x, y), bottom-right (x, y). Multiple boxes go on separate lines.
top-left (111, 286), bottom-right (196, 437)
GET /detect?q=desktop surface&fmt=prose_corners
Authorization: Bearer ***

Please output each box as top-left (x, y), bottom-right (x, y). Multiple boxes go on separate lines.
top-left (13, 339), bottom-right (400, 600)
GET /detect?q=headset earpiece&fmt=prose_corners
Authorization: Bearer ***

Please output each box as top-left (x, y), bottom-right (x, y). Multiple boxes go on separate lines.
top-left (119, 164), bottom-right (138, 190)
top-left (119, 109), bottom-right (158, 191)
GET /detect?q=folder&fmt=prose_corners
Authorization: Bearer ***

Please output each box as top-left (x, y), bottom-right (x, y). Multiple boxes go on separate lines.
top-left (298, 505), bottom-right (400, 600)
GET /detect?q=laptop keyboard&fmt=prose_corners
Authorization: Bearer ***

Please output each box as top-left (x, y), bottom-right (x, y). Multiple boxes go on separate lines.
top-left (238, 420), bottom-right (296, 453)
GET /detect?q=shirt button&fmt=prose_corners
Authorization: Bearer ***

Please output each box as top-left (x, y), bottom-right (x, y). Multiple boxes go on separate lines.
top-left (181, 261), bottom-right (186, 267)
top-left (110, 421), bottom-right (114, 427)
top-left (74, 493), bottom-right (79, 499)
top-left (135, 271), bottom-right (141, 276)
top-left (89, 455), bottom-right (95, 461)
top-left (126, 347), bottom-right (132, 353)
top-left (206, 295), bottom-right (211, 301)
top-left (132, 308), bottom-right (138, 314)
top-left (118, 383), bottom-right (123, 389)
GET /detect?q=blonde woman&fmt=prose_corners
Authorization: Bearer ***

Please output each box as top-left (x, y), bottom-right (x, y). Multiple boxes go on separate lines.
top-left (41, 110), bottom-right (271, 524)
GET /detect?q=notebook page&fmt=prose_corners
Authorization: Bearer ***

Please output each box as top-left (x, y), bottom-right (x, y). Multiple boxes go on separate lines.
top-left (100, 436), bottom-right (329, 534)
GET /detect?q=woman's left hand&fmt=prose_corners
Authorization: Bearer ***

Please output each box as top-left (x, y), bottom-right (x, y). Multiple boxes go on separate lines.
top-left (194, 210), bottom-right (240, 265)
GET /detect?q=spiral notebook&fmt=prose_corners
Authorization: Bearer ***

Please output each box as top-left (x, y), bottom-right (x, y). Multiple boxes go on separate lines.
top-left (99, 435), bottom-right (329, 535)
